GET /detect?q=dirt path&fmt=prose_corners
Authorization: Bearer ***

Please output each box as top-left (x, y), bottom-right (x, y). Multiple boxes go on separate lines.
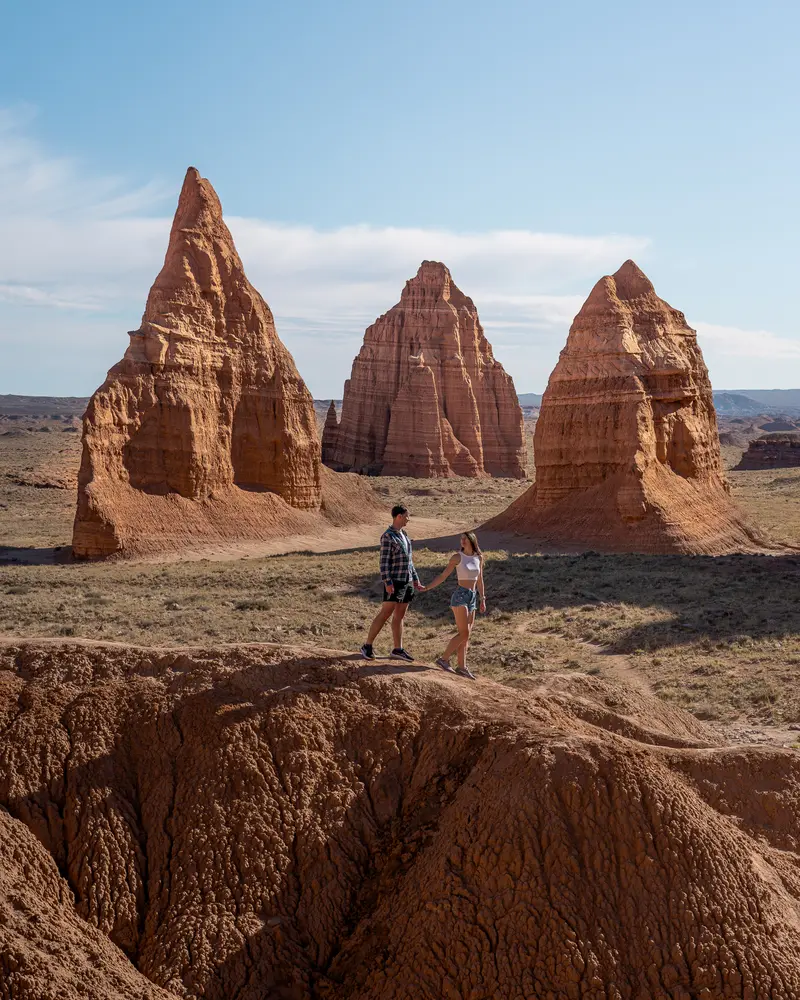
top-left (132, 516), bottom-right (461, 564)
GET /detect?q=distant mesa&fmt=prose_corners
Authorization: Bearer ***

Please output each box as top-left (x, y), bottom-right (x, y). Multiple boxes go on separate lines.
top-left (322, 261), bottom-right (526, 478)
top-left (485, 260), bottom-right (769, 554)
top-left (72, 167), bottom-right (377, 559)
top-left (735, 431), bottom-right (800, 470)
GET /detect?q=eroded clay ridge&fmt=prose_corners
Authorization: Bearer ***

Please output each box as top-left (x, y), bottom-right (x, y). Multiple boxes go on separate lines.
top-left (322, 261), bottom-right (526, 478)
top-left (486, 260), bottom-right (768, 553)
top-left (72, 168), bottom-right (377, 559)
top-left (3, 639), bottom-right (800, 998)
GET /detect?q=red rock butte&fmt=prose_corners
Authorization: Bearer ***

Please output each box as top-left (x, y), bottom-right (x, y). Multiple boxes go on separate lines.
top-left (72, 168), bottom-right (376, 559)
top-left (322, 261), bottom-right (526, 478)
top-left (485, 260), bottom-right (768, 554)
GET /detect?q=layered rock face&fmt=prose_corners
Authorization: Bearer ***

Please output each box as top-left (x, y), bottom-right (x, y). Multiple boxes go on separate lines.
top-left (4, 639), bottom-right (800, 998)
top-left (323, 261), bottom-right (526, 478)
top-left (72, 169), bottom-right (336, 558)
top-left (486, 261), bottom-right (766, 553)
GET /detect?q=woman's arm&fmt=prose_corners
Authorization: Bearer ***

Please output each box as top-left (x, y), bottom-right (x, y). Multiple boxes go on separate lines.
top-left (425, 553), bottom-right (460, 590)
top-left (478, 557), bottom-right (486, 611)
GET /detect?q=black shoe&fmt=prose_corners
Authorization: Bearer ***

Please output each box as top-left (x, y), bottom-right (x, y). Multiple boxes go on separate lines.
top-left (360, 643), bottom-right (375, 660)
top-left (390, 648), bottom-right (415, 662)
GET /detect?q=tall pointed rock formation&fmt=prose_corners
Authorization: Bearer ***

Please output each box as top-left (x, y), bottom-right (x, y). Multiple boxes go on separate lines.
top-left (321, 401), bottom-right (340, 466)
top-left (322, 261), bottom-right (526, 478)
top-left (73, 168), bottom-right (357, 558)
top-left (485, 261), bottom-right (767, 553)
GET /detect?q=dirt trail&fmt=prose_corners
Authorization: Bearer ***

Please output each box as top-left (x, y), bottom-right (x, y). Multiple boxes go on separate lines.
top-left (109, 515), bottom-right (462, 564)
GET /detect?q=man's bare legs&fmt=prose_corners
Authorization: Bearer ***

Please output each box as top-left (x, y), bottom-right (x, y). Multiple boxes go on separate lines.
top-left (391, 603), bottom-right (408, 649)
top-left (366, 602), bottom-right (395, 646)
top-left (365, 600), bottom-right (409, 649)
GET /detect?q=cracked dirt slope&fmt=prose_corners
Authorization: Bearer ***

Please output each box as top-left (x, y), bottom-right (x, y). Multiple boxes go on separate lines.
top-left (2, 640), bottom-right (800, 999)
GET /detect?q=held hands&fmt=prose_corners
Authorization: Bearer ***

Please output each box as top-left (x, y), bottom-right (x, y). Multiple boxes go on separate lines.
top-left (414, 581), bottom-right (426, 592)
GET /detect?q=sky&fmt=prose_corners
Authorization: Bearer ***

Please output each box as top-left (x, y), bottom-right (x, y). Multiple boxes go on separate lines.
top-left (1, 0), bottom-right (799, 398)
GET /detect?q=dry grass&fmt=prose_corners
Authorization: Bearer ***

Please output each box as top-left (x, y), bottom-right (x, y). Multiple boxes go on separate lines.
top-left (3, 422), bottom-right (800, 728)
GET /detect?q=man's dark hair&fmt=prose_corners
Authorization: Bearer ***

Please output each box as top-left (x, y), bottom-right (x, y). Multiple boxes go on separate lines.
top-left (391, 504), bottom-right (408, 518)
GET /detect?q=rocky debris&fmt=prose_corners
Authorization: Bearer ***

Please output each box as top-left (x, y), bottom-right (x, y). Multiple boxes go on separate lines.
top-left (72, 169), bottom-right (376, 559)
top-left (323, 261), bottom-right (526, 478)
top-left (3, 638), bottom-right (800, 998)
top-left (736, 432), bottom-right (800, 470)
top-left (485, 260), bottom-right (768, 553)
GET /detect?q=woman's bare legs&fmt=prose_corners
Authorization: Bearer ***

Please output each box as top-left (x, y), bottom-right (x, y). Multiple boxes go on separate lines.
top-left (441, 605), bottom-right (470, 662)
top-left (456, 609), bottom-right (477, 670)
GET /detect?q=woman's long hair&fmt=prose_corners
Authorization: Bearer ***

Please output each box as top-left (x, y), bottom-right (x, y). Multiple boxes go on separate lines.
top-left (462, 531), bottom-right (482, 556)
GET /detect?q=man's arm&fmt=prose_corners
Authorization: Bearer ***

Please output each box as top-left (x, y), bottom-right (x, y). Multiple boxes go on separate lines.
top-left (379, 534), bottom-right (394, 588)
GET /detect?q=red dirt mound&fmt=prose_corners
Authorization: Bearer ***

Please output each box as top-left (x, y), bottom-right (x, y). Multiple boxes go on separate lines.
top-left (2, 639), bottom-right (800, 998)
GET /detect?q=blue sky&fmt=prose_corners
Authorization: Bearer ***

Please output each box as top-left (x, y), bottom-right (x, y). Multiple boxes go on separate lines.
top-left (1, 0), bottom-right (799, 396)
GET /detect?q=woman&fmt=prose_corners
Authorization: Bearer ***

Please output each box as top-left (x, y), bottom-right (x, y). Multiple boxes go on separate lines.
top-left (426, 531), bottom-right (486, 679)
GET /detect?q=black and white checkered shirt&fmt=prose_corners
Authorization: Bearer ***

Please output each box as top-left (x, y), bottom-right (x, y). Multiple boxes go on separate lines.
top-left (379, 527), bottom-right (419, 586)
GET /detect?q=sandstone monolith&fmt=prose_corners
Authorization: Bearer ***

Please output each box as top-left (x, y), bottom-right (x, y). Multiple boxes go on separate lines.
top-left (72, 169), bottom-right (376, 558)
top-left (321, 401), bottom-right (339, 465)
top-left (323, 261), bottom-right (526, 478)
top-left (485, 260), bottom-right (767, 553)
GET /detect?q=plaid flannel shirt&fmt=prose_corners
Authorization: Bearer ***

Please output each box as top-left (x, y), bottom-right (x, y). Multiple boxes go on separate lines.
top-left (379, 527), bottom-right (419, 587)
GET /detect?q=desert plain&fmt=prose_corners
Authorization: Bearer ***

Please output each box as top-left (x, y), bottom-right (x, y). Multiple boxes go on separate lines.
top-left (3, 405), bottom-right (799, 736)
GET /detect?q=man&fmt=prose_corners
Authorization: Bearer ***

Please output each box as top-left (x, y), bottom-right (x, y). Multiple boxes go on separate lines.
top-left (360, 504), bottom-right (424, 661)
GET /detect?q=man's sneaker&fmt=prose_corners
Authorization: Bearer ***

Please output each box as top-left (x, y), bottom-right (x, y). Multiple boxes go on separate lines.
top-left (390, 648), bottom-right (415, 662)
top-left (360, 644), bottom-right (375, 660)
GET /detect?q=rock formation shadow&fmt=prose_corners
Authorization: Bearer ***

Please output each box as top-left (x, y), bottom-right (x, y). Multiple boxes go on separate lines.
top-left (0, 544), bottom-right (71, 565)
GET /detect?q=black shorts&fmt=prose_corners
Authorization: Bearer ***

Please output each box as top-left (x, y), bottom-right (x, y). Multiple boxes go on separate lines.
top-left (382, 580), bottom-right (415, 604)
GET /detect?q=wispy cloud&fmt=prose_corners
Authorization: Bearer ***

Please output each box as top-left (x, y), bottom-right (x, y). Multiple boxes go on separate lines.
top-left (4, 107), bottom-right (798, 397)
top-left (695, 322), bottom-right (800, 360)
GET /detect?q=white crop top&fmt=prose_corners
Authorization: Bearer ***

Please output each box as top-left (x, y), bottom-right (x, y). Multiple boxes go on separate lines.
top-left (458, 552), bottom-right (481, 581)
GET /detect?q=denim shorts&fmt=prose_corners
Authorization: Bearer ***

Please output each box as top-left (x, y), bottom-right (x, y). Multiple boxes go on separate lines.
top-left (450, 586), bottom-right (479, 613)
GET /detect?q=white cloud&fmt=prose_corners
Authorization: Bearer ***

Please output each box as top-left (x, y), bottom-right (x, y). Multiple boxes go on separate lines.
top-left (694, 322), bottom-right (800, 391)
top-left (4, 107), bottom-right (798, 398)
top-left (0, 110), bottom-right (650, 394)
top-left (695, 322), bottom-right (800, 361)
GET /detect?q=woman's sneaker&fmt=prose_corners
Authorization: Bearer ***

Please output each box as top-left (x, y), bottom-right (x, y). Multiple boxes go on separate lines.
top-left (390, 648), bottom-right (415, 662)
top-left (455, 665), bottom-right (476, 680)
top-left (436, 657), bottom-right (456, 673)
top-left (360, 644), bottom-right (375, 660)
